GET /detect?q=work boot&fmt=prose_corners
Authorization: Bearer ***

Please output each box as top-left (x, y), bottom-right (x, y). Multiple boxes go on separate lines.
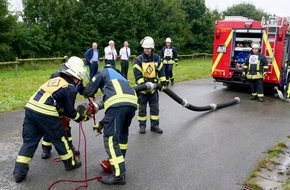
top-left (139, 125), bottom-right (146, 134)
top-left (13, 163), bottom-right (29, 183)
top-left (65, 160), bottom-right (82, 171)
top-left (258, 97), bottom-right (264, 102)
top-left (41, 150), bottom-right (51, 159)
top-left (151, 126), bottom-right (163, 134)
top-left (101, 174), bottom-right (126, 185)
top-left (171, 78), bottom-right (174, 86)
top-left (249, 96), bottom-right (257, 100)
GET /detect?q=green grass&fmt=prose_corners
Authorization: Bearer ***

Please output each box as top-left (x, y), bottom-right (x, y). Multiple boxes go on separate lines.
top-left (0, 58), bottom-right (212, 113)
top-left (244, 142), bottom-right (288, 189)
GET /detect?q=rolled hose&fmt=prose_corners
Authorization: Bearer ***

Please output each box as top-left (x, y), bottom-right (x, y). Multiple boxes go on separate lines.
top-left (274, 86), bottom-right (290, 102)
top-left (91, 82), bottom-right (240, 112)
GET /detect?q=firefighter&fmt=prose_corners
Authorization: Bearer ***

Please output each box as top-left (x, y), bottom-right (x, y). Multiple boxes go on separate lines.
top-left (133, 36), bottom-right (167, 134)
top-left (41, 56), bottom-right (85, 159)
top-left (160, 37), bottom-right (178, 86)
top-left (13, 56), bottom-right (90, 183)
top-left (83, 64), bottom-right (137, 185)
top-left (243, 42), bottom-right (268, 102)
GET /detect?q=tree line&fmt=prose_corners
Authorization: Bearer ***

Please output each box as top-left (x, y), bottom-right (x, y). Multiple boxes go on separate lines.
top-left (0, 0), bottom-right (269, 62)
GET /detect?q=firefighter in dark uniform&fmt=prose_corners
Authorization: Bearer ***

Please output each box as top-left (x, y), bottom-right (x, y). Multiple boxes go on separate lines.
top-left (160, 37), bottom-right (178, 86)
top-left (243, 42), bottom-right (268, 102)
top-left (13, 56), bottom-right (89, 183)
top-left (41, 56), bottom-right (85, 159)
top-left (133, 36), bottom-right (167, 134)
top-left (83, 65), bottom-right (137, 185)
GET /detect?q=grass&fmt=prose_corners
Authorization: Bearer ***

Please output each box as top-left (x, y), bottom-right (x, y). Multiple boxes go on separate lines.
top-left (244, 142), bottom-right (288, 189)
top-left (0, 58), bottom-right (212, 113)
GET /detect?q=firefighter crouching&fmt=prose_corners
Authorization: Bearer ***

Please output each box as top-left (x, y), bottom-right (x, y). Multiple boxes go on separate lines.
top-left (243, 42), bottom-right (268, 102)
top-left (83, 64), bottom-right (137, 185)
top-left (13, 56), bottom-right (90, 183)
top-left (41, 56), bottom-right (85, 159)
top-left (133, 36), bottom-right (167, 134)
top-left (160, 37), bottom-right (178, 86)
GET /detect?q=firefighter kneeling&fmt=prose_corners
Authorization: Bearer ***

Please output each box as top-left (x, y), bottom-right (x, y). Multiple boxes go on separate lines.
top-left (13, 56), bottom-right (91, 183)
top-left (243, 42), bottom-right (268, 102)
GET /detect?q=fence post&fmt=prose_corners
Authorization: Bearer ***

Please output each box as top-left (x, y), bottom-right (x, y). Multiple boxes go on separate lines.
top-left (15, 57), bottom-right (19, 75)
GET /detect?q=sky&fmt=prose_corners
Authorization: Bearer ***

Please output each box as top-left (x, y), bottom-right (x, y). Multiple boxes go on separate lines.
top-left (8, 0), bottom-right (290, 17)
top-left (205, 0), bottom-right (290, 17)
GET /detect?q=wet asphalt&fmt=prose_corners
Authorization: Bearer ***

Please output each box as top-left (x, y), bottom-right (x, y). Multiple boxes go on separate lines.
top-left (1, 78), bottom-right (290, 190)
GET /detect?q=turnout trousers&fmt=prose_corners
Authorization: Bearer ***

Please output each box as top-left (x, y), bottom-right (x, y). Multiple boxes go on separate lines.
top-left (13, 109), bottom-right (77, 177)
top-left (249, 78), bottom-right (264, 97)
top-left (102, 106), bottom-right (136, 176)
top-left (164, 64), bottom-right (174, 84)
top-left (42, 117), bottom-right (74, 152)
top-left (137, 91), bottom-right (159, 128)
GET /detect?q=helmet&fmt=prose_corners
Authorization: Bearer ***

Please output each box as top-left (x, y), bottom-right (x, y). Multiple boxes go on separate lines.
top-left (62, 56), bottom-right (87, 80)
top-left (251, 42), bottom-right (260, 49)
top-left (140, 36), bottom-right (155, 48)
top-left (65, 56), bottom-right (84, 68)
top-left (165, 37), bottom-right (172, 43)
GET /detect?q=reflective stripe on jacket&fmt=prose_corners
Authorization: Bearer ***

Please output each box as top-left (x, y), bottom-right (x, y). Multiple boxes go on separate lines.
top-left (83, 68), bottom-right (138, 111)
top-left (243, 53), bottom-right (268, 79)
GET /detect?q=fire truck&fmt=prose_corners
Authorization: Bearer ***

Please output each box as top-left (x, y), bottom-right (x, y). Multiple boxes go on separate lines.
top-left (211, 16), bottom-right (290, 90)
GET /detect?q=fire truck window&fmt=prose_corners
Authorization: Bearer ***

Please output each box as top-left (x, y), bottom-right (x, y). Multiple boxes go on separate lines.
top-left (217, 45), bottom-right (226, 53)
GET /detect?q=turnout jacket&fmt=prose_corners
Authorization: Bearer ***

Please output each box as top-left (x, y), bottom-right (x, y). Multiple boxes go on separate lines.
top-left (25, 73), bottom-right (83, 122)
top-left (243, 52), bottom-right (268, 79)
top-left (160, 46), bottom-right (178, 64)
top-left (133, 53), bottom-right (166, 85)
top-left (83, 68), bottom-right (137, 111)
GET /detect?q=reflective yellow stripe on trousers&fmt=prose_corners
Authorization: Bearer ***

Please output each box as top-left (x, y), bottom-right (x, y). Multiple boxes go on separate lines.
top-left (108, 136), bottom-right (124, 176)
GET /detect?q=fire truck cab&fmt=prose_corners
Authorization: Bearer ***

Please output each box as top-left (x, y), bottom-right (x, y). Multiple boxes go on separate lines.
top-left (212, 16), bottom-right (290, 90)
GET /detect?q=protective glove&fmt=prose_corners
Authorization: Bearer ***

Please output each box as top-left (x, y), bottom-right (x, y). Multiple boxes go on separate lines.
top-left (263, 72), bottom-right (267, 79)
top-left (76, 103), bottom-right (92, 122)
top-left (159, 81), bottom-right (167, 91)
top-left (92, 121), bottom-right (104, 134)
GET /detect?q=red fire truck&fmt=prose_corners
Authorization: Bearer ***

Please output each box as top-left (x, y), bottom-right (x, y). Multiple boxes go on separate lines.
top-left (212, 16), bottom-right (290, 90)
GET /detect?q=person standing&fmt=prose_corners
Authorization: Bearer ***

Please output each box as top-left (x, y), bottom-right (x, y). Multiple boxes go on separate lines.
top-left (84, 42), bottom-right (100, 80)
top-left (13, 56), bottom-right (89, 183)
top-left (83, 65), bottom-right (137, 185)
top-left (160, 37), bottom-right (178, 86)
top-left (119, 41), bottom-right (131, 79)
top-left (243, 42), bottom-right (268, 102)
top-left (133, 36), bottom-right (167, 134)
top-left (104, 40), bottom-right (117, 67)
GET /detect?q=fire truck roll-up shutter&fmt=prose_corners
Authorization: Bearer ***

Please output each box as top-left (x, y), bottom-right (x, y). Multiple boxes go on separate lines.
top-left (212, 30), bottom-right (233, 74)
top-left (262, 31), bottom-right (280, 81)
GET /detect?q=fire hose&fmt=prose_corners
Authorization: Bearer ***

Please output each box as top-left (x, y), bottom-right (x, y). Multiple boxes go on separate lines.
top-left (274, 86), bottom-right (290, 102)
top-left (91, 82), bottom-right (240, 112)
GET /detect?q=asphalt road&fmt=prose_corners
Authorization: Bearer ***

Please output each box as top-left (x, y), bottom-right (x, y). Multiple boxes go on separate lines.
top-left (1, 78), bottom-right (290, 190)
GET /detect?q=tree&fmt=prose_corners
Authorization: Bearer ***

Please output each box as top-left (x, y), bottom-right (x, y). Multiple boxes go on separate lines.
top-left (0, 0), bottom-right (18, 61)
top-left (223, 3), bottom-right (269, 20)
top-left (182, 0), bottom-right (214, 53)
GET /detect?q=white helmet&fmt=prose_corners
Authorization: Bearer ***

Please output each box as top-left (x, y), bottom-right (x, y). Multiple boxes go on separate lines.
top-left (140, 36), bottom-right (155, 48)
top-left (165, 37), bottom-right (172, 43)
top-left (65, 56), bottom-right (84, 68)
top-left (251, 42), bottom-right (260, 49)
top-left (63, 56), bottom-right (87, 80)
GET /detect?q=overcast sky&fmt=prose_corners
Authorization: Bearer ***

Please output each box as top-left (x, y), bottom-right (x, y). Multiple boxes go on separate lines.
top-left (205, 0), bottom-right (290, 17)
top-left (8, 0), bottom-right (290, 17)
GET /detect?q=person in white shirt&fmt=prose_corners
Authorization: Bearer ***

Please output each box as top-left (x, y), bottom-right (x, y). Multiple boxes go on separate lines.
top-left (104, 40), bottom-right (117, 67)
top-left (119, 41), bottom-right (131, 79)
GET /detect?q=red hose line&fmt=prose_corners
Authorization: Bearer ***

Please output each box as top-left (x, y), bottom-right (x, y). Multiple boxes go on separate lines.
top-left (48, 121), bottom-right (102, 190)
